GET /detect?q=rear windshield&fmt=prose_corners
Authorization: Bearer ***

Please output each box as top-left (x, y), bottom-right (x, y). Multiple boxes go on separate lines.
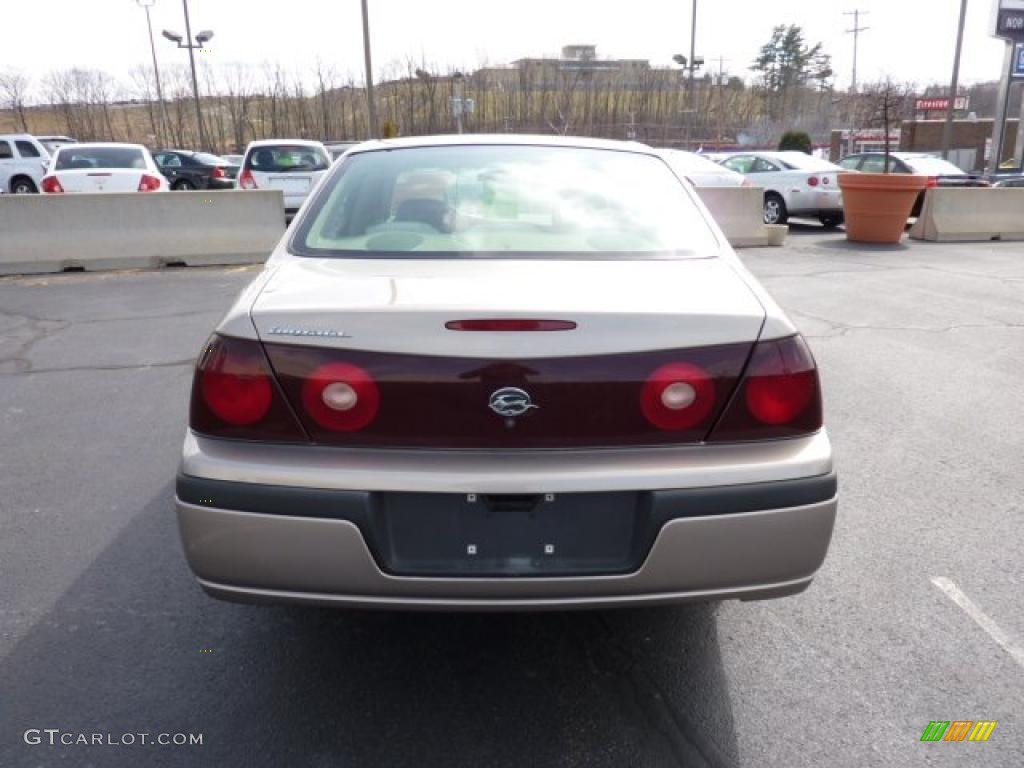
top-left (292, 145), bottom-right (719, 260)
top-left (247, 145), bottom-right (329, 172)
top-left (901, 156), bottom-right (965, 176)
top-left (55, 147), bottom-right (145, 170)
top-left (776, 153), bottom-right (839, 171)
top-left (661, 150), bottom-right (730, 174)
top-left (193, 152), bottom-right (228, 165)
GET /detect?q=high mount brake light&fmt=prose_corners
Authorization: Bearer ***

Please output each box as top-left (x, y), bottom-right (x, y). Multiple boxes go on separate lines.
top-left (708, 334), bottom-right (822, 441)
top-left (446, 319), bottom-right (577, 332)
top-left (190, 335), bottom-right (306, 441)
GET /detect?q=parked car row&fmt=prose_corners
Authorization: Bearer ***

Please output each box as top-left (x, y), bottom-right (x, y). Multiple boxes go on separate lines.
top-left (0, 133), bottom-right (338, 213)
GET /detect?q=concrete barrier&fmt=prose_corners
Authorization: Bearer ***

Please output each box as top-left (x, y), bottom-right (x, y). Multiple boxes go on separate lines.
top-left (695, 186), bottom-right (787, 248)
top-left (909, 188), bottom-right (1024, 242)
top-left (0, 190), bottom-right (286, 275)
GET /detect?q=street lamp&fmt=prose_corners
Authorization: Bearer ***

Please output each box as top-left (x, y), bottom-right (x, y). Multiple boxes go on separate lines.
top-left (135, 0), bottom-right (170, 146)
top-left (162, 0), bottom-right (212, 150)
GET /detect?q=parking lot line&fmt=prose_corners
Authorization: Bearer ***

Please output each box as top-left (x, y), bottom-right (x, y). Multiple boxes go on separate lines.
top-left (931, 576), bottom-right (1024, 669)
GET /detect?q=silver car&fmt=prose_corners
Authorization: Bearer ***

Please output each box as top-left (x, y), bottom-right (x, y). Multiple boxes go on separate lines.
top-left (718, 151), bottom-right (845, 228)
top-left (176, 135), bottom-right (837, 610)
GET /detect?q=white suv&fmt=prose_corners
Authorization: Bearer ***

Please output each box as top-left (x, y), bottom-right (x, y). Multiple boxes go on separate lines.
top-left (237, 139), bottom-right (331, 216)
top-left (0, 134), bottom-right (50, 194)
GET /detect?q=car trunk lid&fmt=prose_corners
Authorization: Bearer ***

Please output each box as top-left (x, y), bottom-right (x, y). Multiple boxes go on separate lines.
top-left (248, 257), bottom-right (765, 448)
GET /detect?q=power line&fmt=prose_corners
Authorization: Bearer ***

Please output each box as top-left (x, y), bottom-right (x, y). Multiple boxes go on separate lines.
top-left (844, 9), bottom-right (870, 94)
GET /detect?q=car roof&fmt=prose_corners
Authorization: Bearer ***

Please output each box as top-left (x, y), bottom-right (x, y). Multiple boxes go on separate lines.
top-left (246, 139), bottom-right (327, 150)
top-left (344, 134), bottom-right (655, 156)
top-left (55, 142), bottom-right (147, 151)
top-left (0, 133), bottom-right (39, 140)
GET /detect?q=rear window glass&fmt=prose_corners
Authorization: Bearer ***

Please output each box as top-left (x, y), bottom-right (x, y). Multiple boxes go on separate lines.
top-left (247, 145), bottom-right (329, 172)
top-left (776, 153), bottom-right (839, 171)
top-left (901, 156), bottom-right (965, 176)
top-left (662, 150), bottom-right (730, 175)
top-left (55, 147), bottom-right (145, 170)
top-left (193, 152), bottom-right (227, 165)
top-left (292, 145), bottom-right (719, 260)
top-left (15, 140), bottom-right (41, 158)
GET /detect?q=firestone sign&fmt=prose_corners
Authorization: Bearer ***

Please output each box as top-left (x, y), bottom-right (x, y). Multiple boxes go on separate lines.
top-left (915, 97), bottom-right (969, 112)
top-left (993, 0), bottom-right (1024, 41)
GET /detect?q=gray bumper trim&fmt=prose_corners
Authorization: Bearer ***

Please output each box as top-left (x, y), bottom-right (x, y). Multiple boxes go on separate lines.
top-left (176, 496), bottom-right (837, 608)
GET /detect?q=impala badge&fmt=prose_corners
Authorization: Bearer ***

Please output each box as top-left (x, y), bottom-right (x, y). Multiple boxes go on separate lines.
top-left (489, 387), bottom-right (538, 419)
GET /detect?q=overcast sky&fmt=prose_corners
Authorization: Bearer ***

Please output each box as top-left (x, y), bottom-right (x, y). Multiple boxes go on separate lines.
top-left (4, 0), bottom-right (1012, 91)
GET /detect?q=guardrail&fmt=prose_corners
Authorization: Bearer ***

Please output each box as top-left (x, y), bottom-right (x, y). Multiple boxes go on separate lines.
top-left (909, 188), bottom-right (1024, 242)
top-left (0, 191), bottom-right (286, 276)
top-left (694, 186), bottom-right (787, 248)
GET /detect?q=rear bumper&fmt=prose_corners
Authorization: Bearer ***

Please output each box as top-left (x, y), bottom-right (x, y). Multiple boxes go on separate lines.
top-left (175, 429), bottom-right (837, 609)
top-left (177, 494), bottom-right (836, 609)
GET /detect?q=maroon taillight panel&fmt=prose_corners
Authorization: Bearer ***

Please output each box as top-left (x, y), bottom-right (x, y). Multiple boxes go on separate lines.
top-left (708, 334), bottom-right (823, 442)
top-left (190, 335), bottom-right (308, 441)
top-left (263, 342), bottom-right (754, 448)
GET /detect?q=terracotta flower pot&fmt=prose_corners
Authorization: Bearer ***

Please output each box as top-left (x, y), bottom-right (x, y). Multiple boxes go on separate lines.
top-left (837, 172), bottom-right (929, 244)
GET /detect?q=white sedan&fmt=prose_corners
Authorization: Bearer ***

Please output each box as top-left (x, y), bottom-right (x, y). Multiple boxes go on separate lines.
top-left (175, 135), bottom-right (837, 610)
top-left (657, 149), bottom-right (749, 187)
top-left (718, 151), bottom-right (845, 227)
top-left (41, 143), bottom-right (168, 193)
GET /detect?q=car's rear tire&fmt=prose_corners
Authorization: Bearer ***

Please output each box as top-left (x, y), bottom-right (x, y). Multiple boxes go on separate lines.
top-left (10, 177), bottom-right (37, 194)
top-left (173, 179), bottom-right (196, 191)
top-left (763, 193), bottom-right (788, 225)
top-left (819, 214), bottom-right (844, 229)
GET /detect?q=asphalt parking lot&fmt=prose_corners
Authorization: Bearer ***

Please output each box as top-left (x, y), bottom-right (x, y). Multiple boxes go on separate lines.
top-left (2, 229), bottom-right (1022, 767)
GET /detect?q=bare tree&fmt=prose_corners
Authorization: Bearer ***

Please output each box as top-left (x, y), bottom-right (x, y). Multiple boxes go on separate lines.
top-left (0, 70), bottom-right (31, 132)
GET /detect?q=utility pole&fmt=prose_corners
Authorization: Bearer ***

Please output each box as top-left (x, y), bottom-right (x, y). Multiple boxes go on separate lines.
top-left (688, 0), bottom-right (698, 112)
top-left (941, 0), bottom-right (969, 159)
top-left (136, 0), bottom-right (170, 146)
top-left (844, 9), bottom-right (870, 155)
top-left (713, 56), bottom-right (728, 149)
top-left (360, 0), bottom-right (379, 138)
top-left (844, 10), bottom-right (870, 95)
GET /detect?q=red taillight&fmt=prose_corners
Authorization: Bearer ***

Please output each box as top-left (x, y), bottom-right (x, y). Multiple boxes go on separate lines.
top-left (641, 362), bottom-right (716, 431)
top-left (926, 176), bottom-right (939, 188)
top-left (708, 335), bottom-right (822, 441)
top-left (446, 319), bottom-right (577, 332)
top-left (807, 176), bottom-right (820, 187)
top-left (138, 174), bottom-right (162, 192)
top-left (301, 362), bottom-right (380, 432)
top-left (239, 169), bottom-right (257, 189)
top-left (211, 166), bottom-right (226, 179)
top-left (190, 335), bottom-right (306, 441)
top-left (41, 176), bottom-right (64, 194)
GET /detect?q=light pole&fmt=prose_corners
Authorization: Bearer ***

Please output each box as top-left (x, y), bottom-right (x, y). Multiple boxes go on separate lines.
top-left (360, 0), bottom-right (379, 138)
top-left (941, 0), bottom-right (969, 159)
top-left (136, 0), bottom-right (170, 146)
top-left (162, 0), bottom-right (212, 150)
